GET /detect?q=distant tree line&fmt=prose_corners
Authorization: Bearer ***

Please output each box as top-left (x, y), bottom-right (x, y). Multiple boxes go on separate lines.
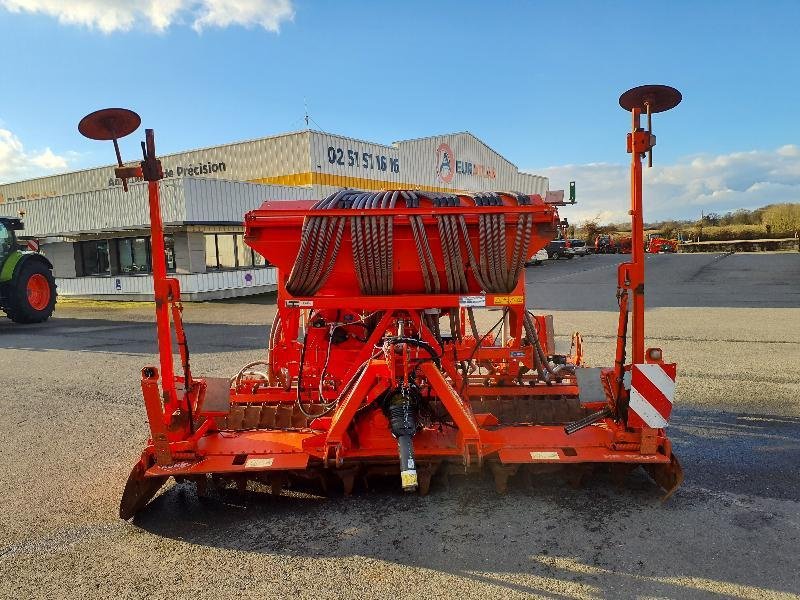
top-left (576, 203), bottom-right (800, 242)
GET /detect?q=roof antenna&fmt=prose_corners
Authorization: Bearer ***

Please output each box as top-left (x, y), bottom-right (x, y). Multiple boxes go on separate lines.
top-left (304, 98), bottom-right (309, 128)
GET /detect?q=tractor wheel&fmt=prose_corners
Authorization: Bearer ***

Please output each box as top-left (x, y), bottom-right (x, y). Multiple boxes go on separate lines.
top-left (4, 260), bottom-right (57, 323)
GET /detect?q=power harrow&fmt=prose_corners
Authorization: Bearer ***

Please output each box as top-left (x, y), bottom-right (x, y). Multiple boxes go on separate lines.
top-left (78, 85), bottom-right (684, 519)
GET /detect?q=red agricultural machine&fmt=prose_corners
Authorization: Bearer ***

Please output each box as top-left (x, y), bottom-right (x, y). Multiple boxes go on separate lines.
top-left (616, 235), bottom-right (633, 254)
top-left (647, 234), bottom-right (679, 253)
top-left (595, 234), bottom-right (632, 254)
top-left (79, 84), bottom-right (684, 519)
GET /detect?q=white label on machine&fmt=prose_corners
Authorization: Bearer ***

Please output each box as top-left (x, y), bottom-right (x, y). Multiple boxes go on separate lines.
top-left (245, 457), bottom-right (274, 468)
top-left (286, 300), bottom-right (313, 308)
top-left (530, 451), bottom-right (560, 460)
top-left (459, 295), bottom-right (486, 307)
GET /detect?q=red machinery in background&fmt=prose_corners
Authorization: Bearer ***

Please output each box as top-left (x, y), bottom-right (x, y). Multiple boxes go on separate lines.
top-left (595, 234), bottom-right (633, 254)
top-left (79, 85), bottom-right (683, 519)
top-left (647, 235), bottom-right (679, 253)
top-left (616, 235), bottom-right (633, 254)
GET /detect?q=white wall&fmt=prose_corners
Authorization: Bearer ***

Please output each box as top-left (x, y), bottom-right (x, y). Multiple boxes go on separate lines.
top-left (55, 267), bottom-right (278, 301)
top-left (173, 231), bottom-right (207, 274)
top-left (0, 177), bottom-right (314, 238)
top-left (42, 242), bottom-right (76, 278)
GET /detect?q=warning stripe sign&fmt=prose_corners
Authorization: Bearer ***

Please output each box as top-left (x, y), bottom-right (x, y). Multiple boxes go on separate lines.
top-left (26, 239), bottom-right (39, 252)
top-left (628, 363), bottom-right (676, 429)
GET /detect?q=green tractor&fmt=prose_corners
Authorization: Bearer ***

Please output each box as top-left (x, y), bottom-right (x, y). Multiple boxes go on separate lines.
top-left (0, 217), bottom-right (57, 323)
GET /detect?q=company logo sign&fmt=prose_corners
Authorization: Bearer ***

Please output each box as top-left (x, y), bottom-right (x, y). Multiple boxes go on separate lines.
top-left (435, 143), bottom-right (455, 183)
top-left (435, 142), bottom-right (497, 184)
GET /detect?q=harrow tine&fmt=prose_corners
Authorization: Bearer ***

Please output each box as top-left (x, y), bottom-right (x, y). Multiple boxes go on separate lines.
top-left (119, 460), bottom-right (168, 520)
top-left (566, 465), bottom-right (592, 489)
top-left (337, 468), bottom-right (358, 496)
top-left (192, 474), bottom-right (209, 498)
top-left (490, 463), bottom-right (518, 494)
top-left (645, 452), bottom-right (684, 501)
top-left (416, 462), bottom-right (440, 496)
top-left (269, 472), bottom-right (287, 497)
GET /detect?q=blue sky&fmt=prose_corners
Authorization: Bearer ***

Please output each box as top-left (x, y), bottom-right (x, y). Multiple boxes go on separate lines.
top-left (1, 0), bottom-right (798, 222)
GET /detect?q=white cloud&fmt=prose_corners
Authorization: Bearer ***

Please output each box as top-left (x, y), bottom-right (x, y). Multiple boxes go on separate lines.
top-left (0, 0), bottom-right (294, 33)
top-left (0, 129), bottom-right (69, 183)
top-left (532, 145), bottom-right (800, 225)
top-left (191, 0), bottom-right (294, 32)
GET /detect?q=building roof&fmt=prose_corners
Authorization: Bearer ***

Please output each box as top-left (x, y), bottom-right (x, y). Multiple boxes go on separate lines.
top-left (0, 129), bottom-right (514, 188)
top-left (393, 131), bottom-right (520, 169)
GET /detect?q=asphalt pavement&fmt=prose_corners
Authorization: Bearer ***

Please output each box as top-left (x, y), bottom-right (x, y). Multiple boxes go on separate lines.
top-left (1, 252), bottom-right (799, 600)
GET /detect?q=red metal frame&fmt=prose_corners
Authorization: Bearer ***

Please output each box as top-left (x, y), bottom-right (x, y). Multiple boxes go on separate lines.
top-left (625, 106), bottom-right (648, 364)
top-left (82, 102), bottom-right (682, 519)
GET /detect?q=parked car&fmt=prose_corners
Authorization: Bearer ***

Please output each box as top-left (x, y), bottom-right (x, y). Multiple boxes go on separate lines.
top-left (525, 248), bottom-right (549, 266)
top-left (569, 239), bottom-right (589, 256)
top-left (545, 240), bottom-right (575, 259)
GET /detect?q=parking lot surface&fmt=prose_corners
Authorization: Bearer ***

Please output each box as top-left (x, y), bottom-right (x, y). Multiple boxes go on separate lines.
top-left (1, 252), bottom-right (799, 599)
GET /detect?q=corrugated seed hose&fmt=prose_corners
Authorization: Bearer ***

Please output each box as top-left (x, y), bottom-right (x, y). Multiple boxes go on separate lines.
top-left (285, 190), bottom-right (533, 298)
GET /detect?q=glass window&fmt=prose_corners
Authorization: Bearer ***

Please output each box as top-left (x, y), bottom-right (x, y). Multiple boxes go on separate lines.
top-left (118, 237), bottom-right (151, 274)
top-left (217, 234), bottom-right (236, 269)
top-left (133, 238), bottom-right (150, 272)
top-left (80, 240), bottom-right (110, 276)
top-left (235, 234), bottom-right (252, 268)
top-left (204, 233), bottom-right (265, 270)
top-left (205, 234), bottom-right (218, 269)
top-left (253, 249), bottom-right (266, 267)
top-left (0, 223), bottom-right (12, 261)
top-left (164, 235), bottom-right (176, 272)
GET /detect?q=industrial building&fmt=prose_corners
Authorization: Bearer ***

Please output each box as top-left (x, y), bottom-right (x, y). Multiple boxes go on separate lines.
top-left (0, 130), bottom-right (549, 300)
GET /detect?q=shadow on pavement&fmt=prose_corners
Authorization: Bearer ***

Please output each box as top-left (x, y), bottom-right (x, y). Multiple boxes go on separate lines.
top-left (0, 317), bottom-right (271, 354)
top-left (669, 407), bottom-right (800, 501)
top-left (130, 405), bottom-right (800, 599)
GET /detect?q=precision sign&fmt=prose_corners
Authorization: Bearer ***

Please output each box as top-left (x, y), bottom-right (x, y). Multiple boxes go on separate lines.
top-left (627, 363), bottom-right (677, 429)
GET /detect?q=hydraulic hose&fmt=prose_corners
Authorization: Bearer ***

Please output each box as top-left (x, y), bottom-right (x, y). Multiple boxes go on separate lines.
top-left (287, 189), bottom-right (534, 297)
top-left (523, 311), bottom-right (574, 383)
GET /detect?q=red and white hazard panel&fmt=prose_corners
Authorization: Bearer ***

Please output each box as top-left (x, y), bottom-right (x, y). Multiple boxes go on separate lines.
top-left (26, 239), bottom-right (39, 252)
top-left (628, 363), bottom-right (676, 429)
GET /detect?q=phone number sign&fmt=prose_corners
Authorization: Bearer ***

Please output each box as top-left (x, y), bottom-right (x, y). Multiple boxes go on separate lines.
top-left (326, 145), bottom-right (400, 174)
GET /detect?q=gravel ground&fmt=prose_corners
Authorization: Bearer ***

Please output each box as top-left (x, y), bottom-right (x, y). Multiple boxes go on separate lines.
top-left (1, 252), bottom-right (799, 600)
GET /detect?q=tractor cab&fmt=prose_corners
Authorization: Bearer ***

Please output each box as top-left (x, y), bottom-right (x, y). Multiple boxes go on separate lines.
top-left (0, 218), bottom-right (22, 262)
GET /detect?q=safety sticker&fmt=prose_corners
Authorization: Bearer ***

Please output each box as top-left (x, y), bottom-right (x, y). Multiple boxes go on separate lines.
top-left (459, 295), bottom-right (486, 307)
top-left (245, 457), bottom-right (275, 469)
top-left (286, 300), bottom-right (313, 308)
top-left (530, 451), bottom-right (560, 460)
top-left (494, 295), bottom-right (524, 305)
top-left (510, 351), bottom-right (526, 357)
top-left (628, 363), bottom-right (676, 429)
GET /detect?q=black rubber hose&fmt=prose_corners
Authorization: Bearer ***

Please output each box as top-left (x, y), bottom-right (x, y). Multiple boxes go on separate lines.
top-left (384, 336), bottom-right (442, 366)
top-left (288, 191), bottom-right (339, 294)
top-left (287, 189), bottom-right (352, 295)
top-left (303, 191), bottom-right (347, 295)
top-left (350, 192), bottom-right (371, 294)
